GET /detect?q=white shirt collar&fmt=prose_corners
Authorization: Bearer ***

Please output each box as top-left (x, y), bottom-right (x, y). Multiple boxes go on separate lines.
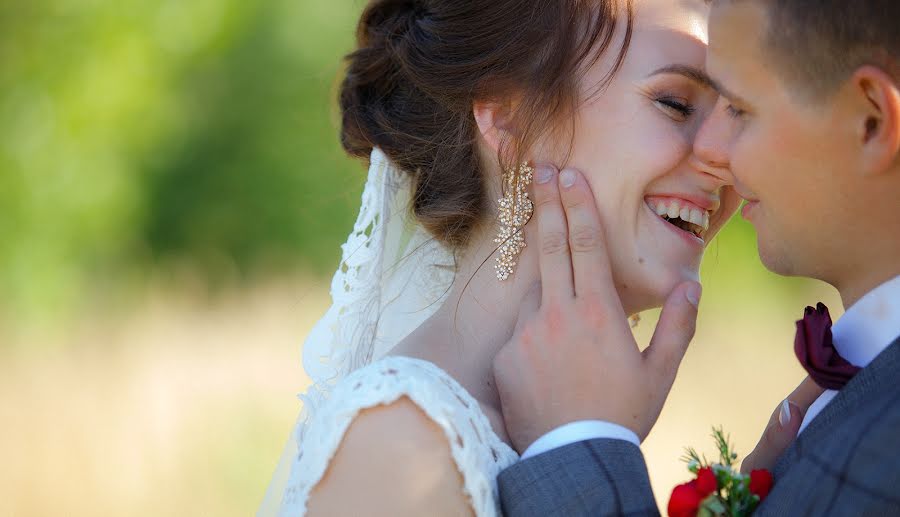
top-left (832, 274), bottom-right (900, 368)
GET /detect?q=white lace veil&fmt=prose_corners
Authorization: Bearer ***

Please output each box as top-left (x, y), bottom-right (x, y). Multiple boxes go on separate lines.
top-left (258, 148), bottom-right (455, 515)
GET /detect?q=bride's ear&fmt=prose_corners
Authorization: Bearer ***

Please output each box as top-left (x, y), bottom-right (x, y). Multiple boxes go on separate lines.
top-left (473, 99), bottom-right (517, 156)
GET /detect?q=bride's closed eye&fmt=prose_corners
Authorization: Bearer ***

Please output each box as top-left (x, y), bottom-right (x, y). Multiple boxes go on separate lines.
top-left (654, 95), bottom-right (696, 120)
top-left (641, 82), bottom-right (700, 122)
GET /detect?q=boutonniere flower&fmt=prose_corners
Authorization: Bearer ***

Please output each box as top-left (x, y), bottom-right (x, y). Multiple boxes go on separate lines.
top-left (667, 428), bottom-right (773, 517)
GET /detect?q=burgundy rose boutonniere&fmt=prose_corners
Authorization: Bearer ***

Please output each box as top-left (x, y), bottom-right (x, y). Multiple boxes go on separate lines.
top-left (667, 428), bottom-right (772, 517)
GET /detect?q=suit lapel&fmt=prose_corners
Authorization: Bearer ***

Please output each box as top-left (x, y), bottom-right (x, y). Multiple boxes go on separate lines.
top-left (774, 336), bottom-right (900, 477)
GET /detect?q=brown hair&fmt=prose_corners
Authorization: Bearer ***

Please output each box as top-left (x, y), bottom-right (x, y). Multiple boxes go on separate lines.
top-left (339, 0), bottom-right (633, 249)
top-left (749, 0), bottom-right (899, 100)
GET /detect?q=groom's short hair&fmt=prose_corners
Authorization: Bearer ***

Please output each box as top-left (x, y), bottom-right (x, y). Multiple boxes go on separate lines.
top-left (741, 0), bottom-right (899, 101)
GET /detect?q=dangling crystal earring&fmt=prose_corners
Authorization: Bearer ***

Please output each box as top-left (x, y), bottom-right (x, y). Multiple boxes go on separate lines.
top-left (494, 163), bottom-right (534, 281)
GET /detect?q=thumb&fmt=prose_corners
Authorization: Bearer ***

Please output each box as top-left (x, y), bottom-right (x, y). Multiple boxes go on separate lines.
top-left (644, 281), bottom-right (701, 382)
top-left (741, 400), bottom-right (803, 473)
top-left (741, 377), bottom-right (824, 473)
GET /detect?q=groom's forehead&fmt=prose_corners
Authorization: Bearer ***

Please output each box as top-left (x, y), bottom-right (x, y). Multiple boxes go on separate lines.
top-left (707, 0), bottom-right (768, 67)
top-left (708, 0), bottom-right (770, 43)
top-left (708, 0), bottom-right (766, 40)
top-left (703, 1), bottom-right (771, 102)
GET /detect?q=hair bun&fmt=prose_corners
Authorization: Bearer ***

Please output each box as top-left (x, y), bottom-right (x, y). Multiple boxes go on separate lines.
top-left (340, 0), bottom-right (430, 161)
top-left (360, 0), bottom-right (425, 45)
top-left (338, 0), bottom-right (630, 249)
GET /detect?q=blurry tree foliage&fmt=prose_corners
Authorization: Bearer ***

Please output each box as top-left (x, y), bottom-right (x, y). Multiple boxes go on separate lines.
top-left (1, 0), bottom-right (366, 322)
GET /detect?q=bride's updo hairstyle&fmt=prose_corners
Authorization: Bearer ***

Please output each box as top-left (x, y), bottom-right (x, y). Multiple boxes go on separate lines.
top-left (340, 0), bottom-right (633, 248)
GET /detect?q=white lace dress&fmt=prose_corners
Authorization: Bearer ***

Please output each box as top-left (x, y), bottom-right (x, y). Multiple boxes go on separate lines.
top-left (277, 355), bottom-right (519, 516)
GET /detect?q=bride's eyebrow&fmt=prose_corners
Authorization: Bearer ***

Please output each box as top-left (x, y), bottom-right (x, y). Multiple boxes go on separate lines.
top-left (646, 64), bottom-right (715, 90)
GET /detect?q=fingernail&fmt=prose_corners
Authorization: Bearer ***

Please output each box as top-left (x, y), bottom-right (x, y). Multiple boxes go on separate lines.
top-left (685, 283), bottom-right (702, 308)
top-left (559, 169), bottom-right (577, 188)
top-left (778, 399), bottom-right (792, 428)
top-left (536, 166), bottom-right (554, 184)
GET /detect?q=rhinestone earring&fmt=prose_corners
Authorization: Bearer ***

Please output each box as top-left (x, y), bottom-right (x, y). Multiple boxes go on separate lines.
top-left (629, 314), bottom-right (641, 329)
top-left (494, 163), bottom-right (534, 281)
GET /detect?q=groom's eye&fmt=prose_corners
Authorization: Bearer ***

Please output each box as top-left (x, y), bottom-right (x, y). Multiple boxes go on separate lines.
top-left (725, 104), bottom-right (746, 119)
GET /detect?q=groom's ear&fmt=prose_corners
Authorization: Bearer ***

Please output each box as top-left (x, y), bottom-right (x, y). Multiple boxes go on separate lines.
top-left (851, 65), bottom-right (900, 177)
top-left (473, 99), bottom-right (517, 155)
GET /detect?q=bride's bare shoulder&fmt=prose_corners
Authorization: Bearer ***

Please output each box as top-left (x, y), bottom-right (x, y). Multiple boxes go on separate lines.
top-left (306, 395), bottom-right (474, 517)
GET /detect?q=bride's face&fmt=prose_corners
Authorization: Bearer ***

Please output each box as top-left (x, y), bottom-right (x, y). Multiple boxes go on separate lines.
top-left (534, 0), bottom-right (740, 313)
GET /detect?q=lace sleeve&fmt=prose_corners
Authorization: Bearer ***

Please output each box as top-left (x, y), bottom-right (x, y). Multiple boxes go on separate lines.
top-left (277, 356), bottom-right (518, 517)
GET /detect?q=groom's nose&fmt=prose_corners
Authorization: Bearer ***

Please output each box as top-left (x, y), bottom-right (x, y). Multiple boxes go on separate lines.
top-left (693, 97), bottom-right (734, 183)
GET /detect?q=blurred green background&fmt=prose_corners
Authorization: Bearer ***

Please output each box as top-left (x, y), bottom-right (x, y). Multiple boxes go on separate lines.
top-left (0, 1), bottom-right (841, 515)
top-left (1, 0), bottom-right (365, 328)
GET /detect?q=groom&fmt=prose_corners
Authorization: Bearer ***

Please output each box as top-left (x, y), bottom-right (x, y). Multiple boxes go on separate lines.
top-left (493, 0), bottom-right (900, 515)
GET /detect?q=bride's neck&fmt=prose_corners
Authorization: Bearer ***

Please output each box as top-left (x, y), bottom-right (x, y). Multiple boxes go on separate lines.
top-left (390, 221), bottom-right (543, 410)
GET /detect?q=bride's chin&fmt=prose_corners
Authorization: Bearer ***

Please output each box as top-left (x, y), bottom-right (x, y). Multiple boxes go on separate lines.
top-left (622, 266), bottom-right (701, 314)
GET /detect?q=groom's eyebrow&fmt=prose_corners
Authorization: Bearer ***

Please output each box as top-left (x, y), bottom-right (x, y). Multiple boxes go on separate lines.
top-left (647, 65), bottom-right (716, 89)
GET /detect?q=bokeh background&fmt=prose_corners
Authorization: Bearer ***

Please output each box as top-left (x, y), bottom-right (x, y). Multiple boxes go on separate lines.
top-left (1, 1), bottom-right (842, 515)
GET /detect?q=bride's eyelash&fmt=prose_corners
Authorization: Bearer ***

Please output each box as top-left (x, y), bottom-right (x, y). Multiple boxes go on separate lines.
top-left (654, 96), bottom-right (695, 117)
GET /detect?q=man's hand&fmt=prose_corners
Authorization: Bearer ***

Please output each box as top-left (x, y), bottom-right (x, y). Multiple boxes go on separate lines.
top-left (740, 376), bottom-right (824, 473)
top-left (492, 165), bottom-right (703, 454)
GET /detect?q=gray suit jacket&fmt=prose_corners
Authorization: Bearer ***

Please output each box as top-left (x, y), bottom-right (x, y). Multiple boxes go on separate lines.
top-left (498, 337), bottom-right (900, 516)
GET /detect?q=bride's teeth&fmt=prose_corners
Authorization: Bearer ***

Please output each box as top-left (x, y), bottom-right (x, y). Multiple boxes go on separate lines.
top-left (689, 209), bottom-right (704, 228)
top-left (648, 197), bottom-right (713, 233)
top-left (667, 201), bottom-right (680, 219)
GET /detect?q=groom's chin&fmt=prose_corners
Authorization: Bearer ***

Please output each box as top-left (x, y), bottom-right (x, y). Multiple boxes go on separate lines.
top-left (756, 235), bottom-right (800, 278)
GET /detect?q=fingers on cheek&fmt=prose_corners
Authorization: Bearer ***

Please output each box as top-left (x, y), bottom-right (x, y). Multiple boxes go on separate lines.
top-left (518, 326), bottom-right (536, 350)
top-left (543, 305), bottom-right (566, 337)
top-left (560, 182), bottom-right (589, 210)
top-left (539, 230), bottom-right (569, 257)
top-left (568, 224), bottom-right (602, 253)
top-left (532, 177), bottom-right (559, 207)
top-left (532, 165), bottom-right (558, 189)
top-left (577, 297), bottom-right (608, 328)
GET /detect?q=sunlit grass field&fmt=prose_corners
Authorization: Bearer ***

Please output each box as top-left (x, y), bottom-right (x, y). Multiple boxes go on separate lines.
top-left (0, 279), bottom-right (322, 516)
top-left (1, 240), bottom-right (843, 515)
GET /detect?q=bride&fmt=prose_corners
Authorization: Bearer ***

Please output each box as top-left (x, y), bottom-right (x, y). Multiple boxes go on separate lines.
top-left (262, 0), bottom-right (739, 515)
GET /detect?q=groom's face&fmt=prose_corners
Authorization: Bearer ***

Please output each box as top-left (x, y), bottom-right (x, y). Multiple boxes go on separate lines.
top-left (698, 1), bottom-right (865, 277)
